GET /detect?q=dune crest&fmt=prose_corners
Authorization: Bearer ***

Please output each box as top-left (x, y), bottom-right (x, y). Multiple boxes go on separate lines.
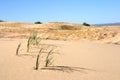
top-left (0, 22), bottom-right (120, 43)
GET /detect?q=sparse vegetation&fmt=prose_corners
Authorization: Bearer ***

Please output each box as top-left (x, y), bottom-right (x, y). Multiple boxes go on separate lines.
top-left (45, 49), bottom-right (54, 67)
top-left (0, 22), bottom-right (118, 41)
top-left (15, 32), bottom-right (58, 70)
top-left (35, 54), bottom-right (40, 70)
top-left (34, 45), bottom-right (57, 70)
top-left (16, 43), bottom-right (21, 55)
top-left (35, 48), bottom-right (43, 70)
top-left (27, 37), bottom-right (31, 52)
top-left (27, 32), bottom-right (41, 52)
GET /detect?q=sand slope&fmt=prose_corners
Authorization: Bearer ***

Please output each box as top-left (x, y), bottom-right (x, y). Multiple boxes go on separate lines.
top-left (0, 22), bottom-right (119, 42)
top-left (0, 38), bottom-right (120, 80)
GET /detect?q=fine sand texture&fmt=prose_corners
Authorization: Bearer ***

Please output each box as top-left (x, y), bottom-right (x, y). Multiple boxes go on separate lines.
top-left (0, 38), bottom-right (120, 80)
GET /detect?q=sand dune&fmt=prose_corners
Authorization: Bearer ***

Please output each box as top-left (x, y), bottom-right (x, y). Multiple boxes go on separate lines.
top-left (0, 38), bottom-right (120, 80)
top-left (0, 22), bottom-right (120, 43)
top-left (0, 22), bottom-right (120, 80)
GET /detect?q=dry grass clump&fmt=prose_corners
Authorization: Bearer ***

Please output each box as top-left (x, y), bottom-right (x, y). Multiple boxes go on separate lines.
top-left (16, 32), bottom-right (58, 70)
top-left (45, 49), bottom-right (54, 67)
top-left (27, 32), bottom-right (41, 52)
top-left (35, 47), bottom-right (57, 70)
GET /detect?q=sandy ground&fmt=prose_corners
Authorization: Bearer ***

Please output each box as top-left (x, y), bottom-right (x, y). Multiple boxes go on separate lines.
top-left (0, 38), bottom-right (120, 80)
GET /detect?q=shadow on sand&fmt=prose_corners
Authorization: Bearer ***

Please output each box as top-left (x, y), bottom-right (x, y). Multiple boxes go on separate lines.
top-left (40, 66), bottom-right (95, 73)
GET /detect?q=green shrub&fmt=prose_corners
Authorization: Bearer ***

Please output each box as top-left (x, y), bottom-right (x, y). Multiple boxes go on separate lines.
top-left (34, 21), bottom-right (42, 24)
top-left (83, 22), bottom-right (90, 26)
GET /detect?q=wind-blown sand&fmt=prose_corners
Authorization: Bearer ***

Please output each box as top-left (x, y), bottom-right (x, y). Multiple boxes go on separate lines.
top-left (0, 38), bottom-right (120, 80)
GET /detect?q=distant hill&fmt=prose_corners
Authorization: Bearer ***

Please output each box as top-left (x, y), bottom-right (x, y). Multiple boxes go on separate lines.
top-left (1, 21), bottom-right (120, 44)
top-left (93, 22), bottom-right (120, 26)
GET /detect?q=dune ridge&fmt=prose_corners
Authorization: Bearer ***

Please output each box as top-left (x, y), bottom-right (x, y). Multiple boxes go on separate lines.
top-left (0, 22), bottom-right (120, 43)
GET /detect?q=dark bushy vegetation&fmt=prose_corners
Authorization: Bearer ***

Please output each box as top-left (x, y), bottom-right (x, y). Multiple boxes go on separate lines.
top-left (0, 20), bottom-right (5, 22)
top-left (83, 22), bottom-right (90, 26)
top-left (34, 21), bottom-right (42, 24)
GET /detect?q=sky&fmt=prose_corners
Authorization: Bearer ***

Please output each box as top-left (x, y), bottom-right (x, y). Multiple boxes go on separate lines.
top-left (0, 0), bottom-right (120, 24)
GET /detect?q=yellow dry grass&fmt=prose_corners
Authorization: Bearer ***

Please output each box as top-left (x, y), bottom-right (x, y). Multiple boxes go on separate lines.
top-left (0, 22), bottom-right (119, 41)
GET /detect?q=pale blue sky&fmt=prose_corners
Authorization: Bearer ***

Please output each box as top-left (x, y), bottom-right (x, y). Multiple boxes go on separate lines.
top-left (0, 0), bottom-right (120, 24)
